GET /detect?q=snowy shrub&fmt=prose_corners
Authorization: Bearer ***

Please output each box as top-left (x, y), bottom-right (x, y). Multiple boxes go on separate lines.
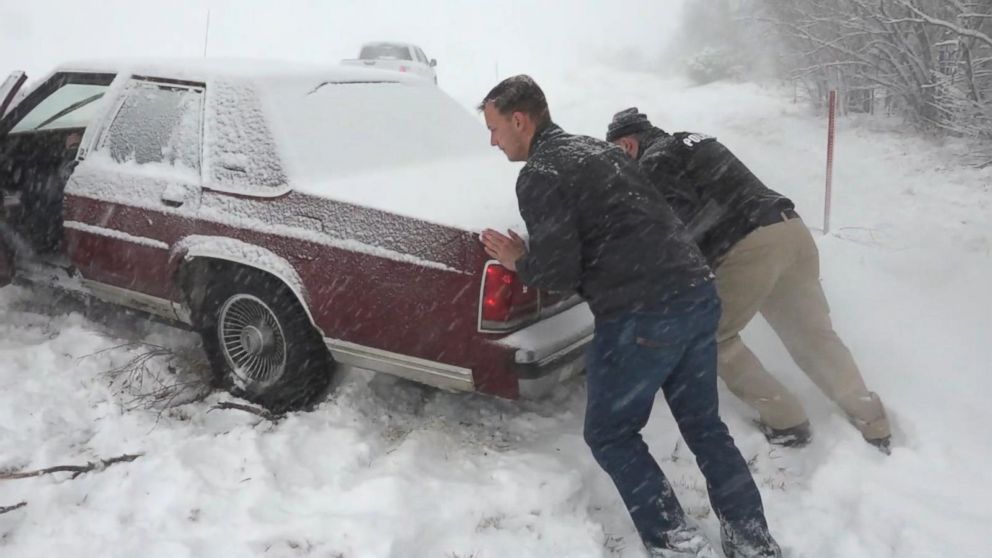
top-left (685, 46), bottom-right (746, 84)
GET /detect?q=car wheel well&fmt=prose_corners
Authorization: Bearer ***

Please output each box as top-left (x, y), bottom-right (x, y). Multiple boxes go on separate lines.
top-left (177, 258), bottom-right (312, 329)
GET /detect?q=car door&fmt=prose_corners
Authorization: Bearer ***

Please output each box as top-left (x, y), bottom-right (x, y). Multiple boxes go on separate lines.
top-left (419, 48), bottom-right (437, 79)
top-left (412, 47), bottom-right (431, 80)
top-left (63, 76), bottom-right (205, 318)
top-left (0, 71), bottom-right (115, 285)
top-left (0, 71), bottom-right (27, 287)
top-left (0, 71), bottom-right (27, 118)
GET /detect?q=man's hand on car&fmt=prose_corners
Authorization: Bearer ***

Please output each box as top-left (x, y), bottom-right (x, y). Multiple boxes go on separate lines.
top-left (480, 228), bottom-right (526, 271)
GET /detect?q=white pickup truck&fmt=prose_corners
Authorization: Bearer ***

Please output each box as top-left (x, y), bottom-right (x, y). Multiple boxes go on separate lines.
top-left (341, 42), bottom-right (438, 84)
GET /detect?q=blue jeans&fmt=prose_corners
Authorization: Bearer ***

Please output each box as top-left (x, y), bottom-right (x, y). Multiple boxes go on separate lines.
top-left (583, 282), bottom-right (767, 548)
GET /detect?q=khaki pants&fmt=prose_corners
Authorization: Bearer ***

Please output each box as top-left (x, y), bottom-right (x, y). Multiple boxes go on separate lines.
top-left (715, 217), bottom-right (890, 440)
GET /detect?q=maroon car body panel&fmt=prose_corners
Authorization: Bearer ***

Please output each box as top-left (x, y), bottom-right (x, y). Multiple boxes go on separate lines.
top-left (64, 189), bottom-right (522, 397)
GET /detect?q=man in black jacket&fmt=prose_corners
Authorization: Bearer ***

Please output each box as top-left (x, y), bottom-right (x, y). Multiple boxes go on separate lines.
top-left (480, 76), bottom-right (781, 558)
top-left (606, 107), bottom-right (891, 452)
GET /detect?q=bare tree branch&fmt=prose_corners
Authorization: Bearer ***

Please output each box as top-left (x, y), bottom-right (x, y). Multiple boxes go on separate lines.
top-left (211, 401), bottom-right (278, 422)
top-left (0, 502), bottom-right (27, 515)
top-left (0, 454), bottom-right (143, 481)
top-left (892, 0), bottom-right (992, 49)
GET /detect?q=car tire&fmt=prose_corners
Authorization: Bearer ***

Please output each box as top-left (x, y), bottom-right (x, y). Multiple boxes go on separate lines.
top-left (199, 269), bottom-right (333, 413)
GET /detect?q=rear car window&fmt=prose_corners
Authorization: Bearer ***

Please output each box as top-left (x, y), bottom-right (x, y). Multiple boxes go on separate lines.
top-left (359, 44), bottom-right (412, 60)
top-left (98, 81), bottom-right (203, 173)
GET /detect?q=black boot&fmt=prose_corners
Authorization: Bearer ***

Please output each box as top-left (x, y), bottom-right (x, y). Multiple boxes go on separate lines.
top-left (720, 519), bottom-right (783, 558)
top-left (756, 420), bottom-right (812, 448)
top-left (865, 435), bottom-right (892, 455)
top-left (645, 523), bottom-right (719, 557)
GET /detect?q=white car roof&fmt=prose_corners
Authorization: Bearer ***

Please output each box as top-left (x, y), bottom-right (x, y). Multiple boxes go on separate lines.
top-left (361, 41), bottom-right (418, 48)
top-left (53, 58), bottom-right (420, 85)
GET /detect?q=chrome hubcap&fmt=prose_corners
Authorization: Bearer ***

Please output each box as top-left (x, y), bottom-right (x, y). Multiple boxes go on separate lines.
top-left (217, 294), bottom-right (287, 388)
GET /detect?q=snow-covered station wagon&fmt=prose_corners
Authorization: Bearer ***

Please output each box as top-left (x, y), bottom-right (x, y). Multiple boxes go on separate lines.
top-left (0, 60), bottom-right (593, 411)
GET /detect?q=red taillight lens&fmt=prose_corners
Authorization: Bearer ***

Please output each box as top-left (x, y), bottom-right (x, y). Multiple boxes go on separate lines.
top-left (482, 264), bottom-right (517, 322)
top-left (399, 66), bottom-right (409, 72)
top-left (480, 263), bottom-right (539, 331)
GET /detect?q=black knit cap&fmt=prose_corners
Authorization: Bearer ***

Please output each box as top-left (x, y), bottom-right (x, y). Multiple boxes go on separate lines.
top-left (606, 107), bottom-right (652, 142)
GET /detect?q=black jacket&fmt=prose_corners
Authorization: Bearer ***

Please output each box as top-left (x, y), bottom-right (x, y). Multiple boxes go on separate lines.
top-left (637, 127), bottom-right (794, 265)
top-left (514, 123), bottom-right (712, 318)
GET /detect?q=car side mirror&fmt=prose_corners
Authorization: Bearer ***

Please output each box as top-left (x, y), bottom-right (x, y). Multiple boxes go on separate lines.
top-left (429, 59), bottom-right (437, 67)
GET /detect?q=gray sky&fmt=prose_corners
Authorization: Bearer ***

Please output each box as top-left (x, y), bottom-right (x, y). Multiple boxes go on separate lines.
top-left (1, 0), bottom-right (686, 107)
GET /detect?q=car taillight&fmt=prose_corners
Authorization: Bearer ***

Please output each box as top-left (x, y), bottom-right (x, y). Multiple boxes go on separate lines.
top-left (399, 66), bottom-right (409, 72)
top-left (479, 262), bottom-right (540, 332)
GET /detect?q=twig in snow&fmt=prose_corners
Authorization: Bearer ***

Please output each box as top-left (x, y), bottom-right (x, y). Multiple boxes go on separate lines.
top-left (0, 453), bottom-right (143, 481)
top-left (0, 502), bottom-right (27, 515)
top-left (83, 341), bottom-right (158, 359)
top-left (97, 342), bottom-right (213, 412)
top-left (211, 401), bottom-right (279, 422)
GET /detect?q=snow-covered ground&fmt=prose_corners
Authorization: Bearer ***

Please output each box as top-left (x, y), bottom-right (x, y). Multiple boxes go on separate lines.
top-left (1, 67), bottom-right (990, 558)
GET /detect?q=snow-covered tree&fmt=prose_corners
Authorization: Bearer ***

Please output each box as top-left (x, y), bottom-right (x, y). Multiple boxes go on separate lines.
top-left (746, 0), bottom-right (992, 139)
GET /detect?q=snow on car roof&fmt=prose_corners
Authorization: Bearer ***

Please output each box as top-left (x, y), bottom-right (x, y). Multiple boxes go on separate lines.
top-left (259, 77), bottom-right (525, 232)
top-left (54, 57), bottom-right (417, 84)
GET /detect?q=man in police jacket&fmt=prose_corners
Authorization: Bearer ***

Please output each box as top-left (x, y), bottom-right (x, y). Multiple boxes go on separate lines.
top-left (606, 108), bottom-right (890, 452)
